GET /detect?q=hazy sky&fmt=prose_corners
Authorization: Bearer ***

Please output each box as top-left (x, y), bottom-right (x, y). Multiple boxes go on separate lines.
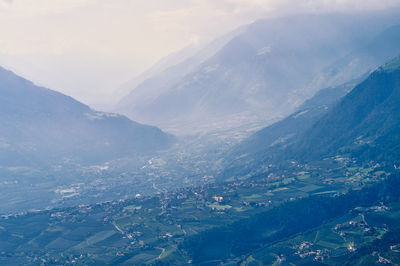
top-left (1, 0), bottom-right (400, 107)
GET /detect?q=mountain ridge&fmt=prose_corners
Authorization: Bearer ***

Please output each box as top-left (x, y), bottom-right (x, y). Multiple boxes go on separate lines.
top-left (116, 11), bottom-right (400, 135)
top-left (291, 56), bottom-right (400, 164)
top-left (0, 65), bottom-right (174, 167)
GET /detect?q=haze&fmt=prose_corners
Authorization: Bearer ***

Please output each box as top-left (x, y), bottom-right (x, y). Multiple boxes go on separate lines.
top-left (0, 0), bottom-right (399, 107)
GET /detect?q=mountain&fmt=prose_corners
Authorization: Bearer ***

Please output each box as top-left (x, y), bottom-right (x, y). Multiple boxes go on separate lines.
top-left (230, 79), bottom-right (361, 155)
top-left (113, 44), bottom-right (202, 105)
top-left (220, 77), bottom-right (363, 179)
top-left (116, 11), bottom-right (400, 135)
top-left (0, 66), bottom-right (174, 167)
top-left (224, 56), bottom-right (400, 180)
top-left (292, 56), bottom-right (400, 165)
top-left (115, 27), bottom-right (244, 119)
top-left (220, 21), bottom-right (400, 178)
top-left (307, 24), bottom-right (400, 92)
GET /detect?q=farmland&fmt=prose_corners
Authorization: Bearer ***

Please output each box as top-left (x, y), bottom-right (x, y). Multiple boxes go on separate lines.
top-left (0, 155), bottom-right (398, 264)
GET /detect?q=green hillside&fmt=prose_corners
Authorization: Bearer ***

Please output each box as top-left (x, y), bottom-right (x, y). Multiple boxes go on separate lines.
top-left (293, 56), bottom-right (400, 166)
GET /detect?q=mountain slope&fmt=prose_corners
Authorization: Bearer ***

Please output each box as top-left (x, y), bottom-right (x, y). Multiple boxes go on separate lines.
top-left (292, 57), bottom-right (400, 165)
top-left (220, 77), bottom-right (363, 179)
top-left (222, 57), bottom-right (400, 179)
top-left (230, 79), bottom-right (361, 156)
top-left (115, 28), bottom-right (243, 120)
top-left (308, 24), bottom-right (400, 91)
top-left (116, 11), bottom-right (400, 135)
top-left (0, 66), bottom-right (174, 166)
top-left (220, 22), bottom-right (400, 178)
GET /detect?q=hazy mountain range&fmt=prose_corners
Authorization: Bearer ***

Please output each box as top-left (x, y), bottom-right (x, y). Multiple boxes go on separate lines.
top-left (115, 27), bottom-right (244, 106)
top-left (115, 10), bottom-right (400, 135)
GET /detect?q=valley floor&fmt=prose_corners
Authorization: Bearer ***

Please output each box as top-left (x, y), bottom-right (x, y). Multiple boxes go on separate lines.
top-left (0, 155), bottom-right (399, 265)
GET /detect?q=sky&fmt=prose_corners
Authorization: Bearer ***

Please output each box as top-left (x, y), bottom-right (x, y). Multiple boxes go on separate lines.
top-left (1, 0), bottom-right (400, 107)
